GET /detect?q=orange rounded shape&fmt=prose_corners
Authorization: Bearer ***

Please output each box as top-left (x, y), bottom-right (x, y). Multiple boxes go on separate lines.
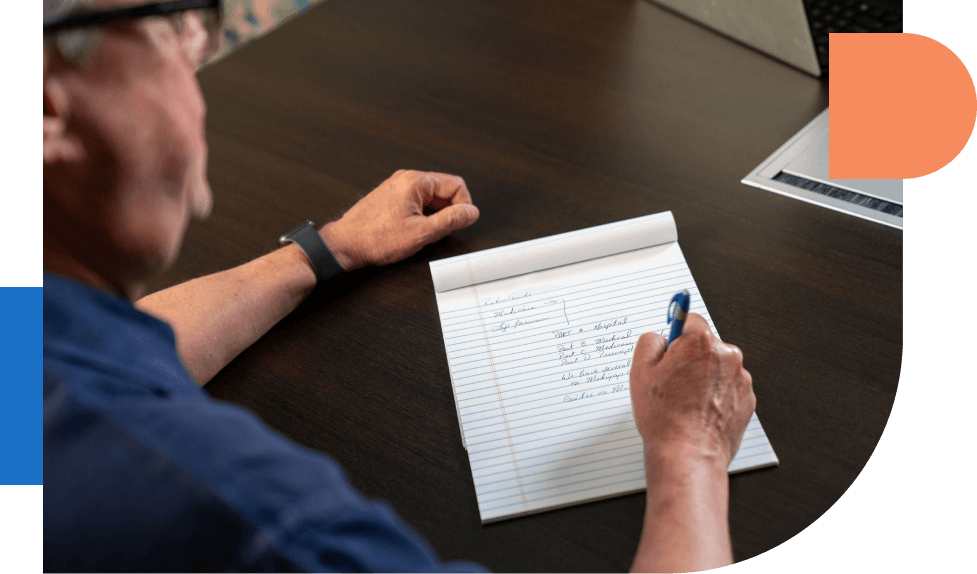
top-left (830, 33), bottom-right (977, 179)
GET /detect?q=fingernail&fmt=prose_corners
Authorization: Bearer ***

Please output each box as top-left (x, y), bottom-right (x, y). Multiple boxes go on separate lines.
top-left (465, 204), bottom-right (480, 222)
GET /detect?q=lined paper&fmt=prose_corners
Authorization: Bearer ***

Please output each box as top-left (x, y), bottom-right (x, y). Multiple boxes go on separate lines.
top-left (431, 212), bottom-right (778, 522)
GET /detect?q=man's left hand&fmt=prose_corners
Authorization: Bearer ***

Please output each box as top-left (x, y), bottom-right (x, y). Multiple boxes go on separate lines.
top-left (320, 170), bottom-right (480, 271)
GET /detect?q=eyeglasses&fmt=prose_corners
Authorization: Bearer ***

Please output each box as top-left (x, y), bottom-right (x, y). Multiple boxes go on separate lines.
top-left (44, 0), bottom-right (224, 67)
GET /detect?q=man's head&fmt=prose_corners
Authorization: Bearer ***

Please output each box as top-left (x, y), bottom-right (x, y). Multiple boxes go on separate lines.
top-left (43, 0), bottom-right (221, 299)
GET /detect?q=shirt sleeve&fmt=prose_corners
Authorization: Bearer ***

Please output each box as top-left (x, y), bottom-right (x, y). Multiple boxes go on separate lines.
top-left (141, 393), bottom-right (490, 572)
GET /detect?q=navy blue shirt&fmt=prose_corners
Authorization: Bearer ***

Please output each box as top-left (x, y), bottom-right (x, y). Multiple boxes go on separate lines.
top-left (43, 273), bottom-right (485, 572)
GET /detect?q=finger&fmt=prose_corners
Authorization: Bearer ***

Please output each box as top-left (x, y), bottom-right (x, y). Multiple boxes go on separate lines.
top-left (426, 172), bottom-right (474, 206)
top-left (681, 313), bottom-right (713, 338)
top-left (43, 116), bottom-right (61, 137)
top-left (633, 332), bottom-right (668, 369)
top-left (425, 203), bottom-right (480, 239)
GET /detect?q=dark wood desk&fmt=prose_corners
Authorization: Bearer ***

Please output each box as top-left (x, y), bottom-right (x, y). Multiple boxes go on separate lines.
top-left (148, 0), bottom-right (902, 570)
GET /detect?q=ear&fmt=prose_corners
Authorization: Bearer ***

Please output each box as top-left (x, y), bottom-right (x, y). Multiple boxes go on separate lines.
top-left (43, 51), bottom-right (85, 165)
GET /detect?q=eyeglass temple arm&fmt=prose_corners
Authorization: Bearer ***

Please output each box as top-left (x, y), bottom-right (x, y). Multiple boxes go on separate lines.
top-left (44, 0), bottom-right (220, 34)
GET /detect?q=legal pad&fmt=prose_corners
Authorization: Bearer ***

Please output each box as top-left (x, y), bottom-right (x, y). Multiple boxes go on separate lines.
top-left (429, 211), bottom-right (778, 522)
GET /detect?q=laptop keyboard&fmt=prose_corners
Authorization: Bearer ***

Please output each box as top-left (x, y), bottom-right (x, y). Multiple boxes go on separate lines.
top-left (803, 0), bottom-right (903, 72)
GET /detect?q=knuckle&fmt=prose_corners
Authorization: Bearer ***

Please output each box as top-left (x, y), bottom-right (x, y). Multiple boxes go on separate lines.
top-left (422, 173), bottom-right (439, 190)
top-left (689, 331), bottom-right (713, 356)
top-left (740, 370), bottom-right (756, 408)
top-left (741, 369), bottom-right (753, 388)
top-left (725, 343), bottom-right (744, 364)
top-left (690, 327), bottom-right (711, 346)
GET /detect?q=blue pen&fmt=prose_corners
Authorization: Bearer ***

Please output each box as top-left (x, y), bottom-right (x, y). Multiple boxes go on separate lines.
top-left (666, 289), bottom-right (691, 348)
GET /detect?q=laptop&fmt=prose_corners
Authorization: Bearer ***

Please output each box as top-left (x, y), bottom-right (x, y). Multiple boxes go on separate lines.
top-left (649, 0), bottom-right (903, 76)
top-left (741, 109), bottom-right (903, 229)
top-left (650, 1), bottom-right (905, 228)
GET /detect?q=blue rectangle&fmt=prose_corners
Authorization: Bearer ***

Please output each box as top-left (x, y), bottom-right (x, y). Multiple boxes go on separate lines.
top-left (0, 287), bottom-right (42, 484)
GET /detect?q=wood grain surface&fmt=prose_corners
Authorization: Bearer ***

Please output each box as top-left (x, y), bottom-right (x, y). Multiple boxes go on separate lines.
top-left (146, 0), bottom-right (902, 570)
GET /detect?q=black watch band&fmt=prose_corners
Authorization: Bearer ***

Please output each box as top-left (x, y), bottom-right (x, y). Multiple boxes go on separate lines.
top-left (279, 220), bottom-right (344, 284)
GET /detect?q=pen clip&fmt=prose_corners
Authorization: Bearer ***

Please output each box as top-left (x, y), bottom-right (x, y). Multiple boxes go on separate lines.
top-left (667, 290), bottom-right (689, 324)
top-left (666, 292), bottom-right (682, 324)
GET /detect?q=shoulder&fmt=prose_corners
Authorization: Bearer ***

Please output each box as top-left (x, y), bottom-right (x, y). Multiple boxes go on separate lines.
top-left (43, 372), bottom-right (480, 572)
top-left (43, 372), bottom-right (306, 571)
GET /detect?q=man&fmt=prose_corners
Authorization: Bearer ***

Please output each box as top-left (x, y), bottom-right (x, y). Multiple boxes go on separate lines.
top-left (43, 1), bottom-right (756, 571)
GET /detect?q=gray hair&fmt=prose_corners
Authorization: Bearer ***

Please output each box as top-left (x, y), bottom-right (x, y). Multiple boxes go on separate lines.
top-left (45, 0), bottom-right (102, 64)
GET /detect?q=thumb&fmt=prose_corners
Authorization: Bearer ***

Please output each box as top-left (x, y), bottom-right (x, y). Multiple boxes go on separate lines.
top-left (426, 203), bottom-right (480, 239)
top-left (633, 332), bottom-right (667, 369)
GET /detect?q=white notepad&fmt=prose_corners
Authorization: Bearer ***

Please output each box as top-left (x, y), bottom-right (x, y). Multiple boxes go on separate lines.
top-left (430, 211), bottom-right (778, 523)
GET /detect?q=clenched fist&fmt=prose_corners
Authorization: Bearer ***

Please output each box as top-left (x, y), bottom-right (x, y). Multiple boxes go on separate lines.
top-left (629, 313), bottom-right (755, 465)
top-left (320, 170), bottom-right (480, 270)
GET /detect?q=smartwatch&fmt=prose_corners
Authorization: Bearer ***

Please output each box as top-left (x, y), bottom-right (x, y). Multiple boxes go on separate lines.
top-left (279, 220), bottom-right (344, 284)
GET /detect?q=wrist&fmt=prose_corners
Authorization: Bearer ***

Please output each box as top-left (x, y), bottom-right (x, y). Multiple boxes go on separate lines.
top-left (267, 242), bottom-right (318, 298)
top-left (637, 441), bottom-right (733, 572)
top-left (643, 441), bottom-right (730, 527)
top-left (644, 440), bottom-right (729, 481)
top-left (318, 220), bottom-right (357, 271)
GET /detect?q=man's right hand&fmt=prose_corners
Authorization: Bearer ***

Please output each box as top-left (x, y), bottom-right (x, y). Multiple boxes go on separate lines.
top-left (627, 314), bottom-right (755, 572)
top-left (629, 313), bottom-right (755, 465)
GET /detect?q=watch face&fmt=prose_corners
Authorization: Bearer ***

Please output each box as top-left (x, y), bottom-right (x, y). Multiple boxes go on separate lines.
top-left (281, 221), bottom-right (315, 246)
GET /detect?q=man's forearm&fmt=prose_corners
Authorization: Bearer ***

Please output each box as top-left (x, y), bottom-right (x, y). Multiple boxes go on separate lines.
top-left (136, 243), bottom-right (317, 385)
top-left (134, 171), bottom-right (479, 387)
top-left (631, 444), bottom-right (732, 573)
